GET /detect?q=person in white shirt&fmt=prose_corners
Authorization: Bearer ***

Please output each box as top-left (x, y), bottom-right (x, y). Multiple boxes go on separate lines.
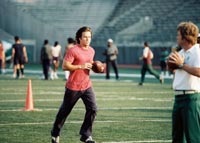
top-left (51, 41), bottom-right (62, 79)
top-left (138, 41), bottom-right (164, 85)
top-left (63, 37), bottom-right (76, 80)
top-left (168, 21), bottom-right (200, 143)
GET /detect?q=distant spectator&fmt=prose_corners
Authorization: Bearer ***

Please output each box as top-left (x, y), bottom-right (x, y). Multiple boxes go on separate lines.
top-left (103, 38), bottom-right (119, 80)
top-left (11, 36), bottom-right (28, 79)
top-left (159, 47), bottom-right (169, 77)
top-left (40, 39), bottom-right (52, 80)
top-left (51, 41), bottom-right (62, 79)
top-left (64, 37), bottom-right (76, 80)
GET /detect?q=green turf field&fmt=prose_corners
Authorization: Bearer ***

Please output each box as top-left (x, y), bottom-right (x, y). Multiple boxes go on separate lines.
top-left (0, 67), bottom-right (174, 143)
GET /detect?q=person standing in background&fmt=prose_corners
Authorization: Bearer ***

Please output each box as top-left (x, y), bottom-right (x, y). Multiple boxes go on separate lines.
top-left (51, 41), bottom-right (62, 79)
top-left (103, 38), bottom-right (119, 80)
top-left (11, 36), bottom-right (28, 79)
top-left (51, 26), bottom-right (97, 143)
top-left (0, 40), bottom-right (5, 74)
top-left (159, 47), bottom-right (169, 78)
top-left (40, 39), bottom-right (52, 80)
top-left (63, 37), bottom-right (76, 80)
top-left (139, 41), bottom-right (164, 85)
top-left (168, 21), bottom-right (200, 143)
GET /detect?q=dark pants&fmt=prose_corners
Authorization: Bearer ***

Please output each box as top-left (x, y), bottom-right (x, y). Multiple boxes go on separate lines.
top-left (106, 60), bottom-right (119, 79)
top-left (172, 93), bottom-right (200, 143)
top-left (51, 87), bottom-right (97, 138)
top-left (140, 63), bottom-right (160, 83)
top-left (160, 60), bottom-right (167, 71)
top-left (42, 59), bottom-right (50, 80)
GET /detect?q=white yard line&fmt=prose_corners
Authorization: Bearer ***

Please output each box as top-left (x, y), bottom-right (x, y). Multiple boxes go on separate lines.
top-left (5, 68), bottom-right (173, 79)
top-left (0, 119), bottom-right (170, 127)
top-left (0, 106), bottom-right (172, 112)
top-left (0, 120), bottom-right (121, 126)
top-left (0, 96), bottom-right (173, 103)
top-left (102, 140), bottom-right (172, 143)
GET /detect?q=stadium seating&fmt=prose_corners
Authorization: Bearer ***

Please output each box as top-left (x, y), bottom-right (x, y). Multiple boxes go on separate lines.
top-left (0, 0), bottom-right (200, 64)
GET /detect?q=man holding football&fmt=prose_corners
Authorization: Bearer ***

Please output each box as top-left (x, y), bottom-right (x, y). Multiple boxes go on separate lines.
top-left (168, 21), bottom-right (200, 142)
top-left (51, 26), bottom-right (97, 143)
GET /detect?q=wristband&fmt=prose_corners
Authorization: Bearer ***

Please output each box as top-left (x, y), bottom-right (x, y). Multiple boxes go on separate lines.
top-left (178, 63), bottom-right (184, 69)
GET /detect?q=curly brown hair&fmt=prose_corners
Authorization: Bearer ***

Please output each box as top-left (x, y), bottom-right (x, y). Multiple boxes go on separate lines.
top-left (177, 21), bottom-right (199, 45)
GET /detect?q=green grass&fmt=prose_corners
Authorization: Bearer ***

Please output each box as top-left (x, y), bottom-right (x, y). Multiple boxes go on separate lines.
top-left (0, 71), bottom-right (174, 143)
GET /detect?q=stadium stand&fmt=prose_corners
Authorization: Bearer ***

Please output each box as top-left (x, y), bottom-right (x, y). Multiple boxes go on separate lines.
top-left (0, 0), bottom-right (200, 65)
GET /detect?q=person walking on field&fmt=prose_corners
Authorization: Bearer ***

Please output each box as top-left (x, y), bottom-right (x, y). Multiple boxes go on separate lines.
top-left (40, 39), bottom-right (52, 80)
top-left (51, 41), bottom-right (62, 79)
top-left (51, 26), bottom-right (97, 143)
top-left (104, 38), bottom-right (119, 80)
top-left (11, 36), bottom-right (28, 79)
top-left (139, 41), bottom-right (164, 85)
top-left (168, 21), bottom-right (200, 143)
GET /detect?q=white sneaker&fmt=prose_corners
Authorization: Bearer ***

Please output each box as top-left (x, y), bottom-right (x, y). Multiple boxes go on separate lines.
top-left (20, 75), bottom-right (25, 78)
top-left (50, 72), bottom-right (54, 80)
top-left (2, 69), bottom-right (6, 74)
top-left (51, 136), bottom-right (59, 143)
top-left (13, 74), bottom-right (16, 78)
top-left (50, 76), bottom-right (54, 80)
top-left (80, 136), bottom-right (95, 143)
top-left (40, 75), bottom-right (45, 79)
top-left (54, 73), bottom-right (59, 79)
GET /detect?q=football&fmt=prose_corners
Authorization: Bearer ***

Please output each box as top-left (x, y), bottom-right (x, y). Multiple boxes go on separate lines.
top-left (92, 61), bottom-right (106, 73)
top-left (167, 57), bottom-right (179, 72)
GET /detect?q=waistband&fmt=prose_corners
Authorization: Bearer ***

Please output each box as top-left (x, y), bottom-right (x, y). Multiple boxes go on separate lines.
top-left (175, 92), bottom-right (200, 101)
top-left (175, 90), bottom-right (200, 95)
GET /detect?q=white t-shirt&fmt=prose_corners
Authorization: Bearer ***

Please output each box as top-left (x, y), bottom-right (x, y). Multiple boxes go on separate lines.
top-left (143, 46), bottom-right (149, 58)
top-left (52, 45), bottom-right (61, 57)
top-left (173, 44), bottom-right (200, 91)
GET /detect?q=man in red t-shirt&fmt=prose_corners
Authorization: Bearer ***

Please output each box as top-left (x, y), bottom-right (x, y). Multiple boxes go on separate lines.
top-left (51, 27), bottom-right (97, 143)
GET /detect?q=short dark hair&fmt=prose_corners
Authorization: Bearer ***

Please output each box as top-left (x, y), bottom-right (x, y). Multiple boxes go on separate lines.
top-left (144, 41), bottom-right (149, 47)
top-left (44, 39), bottom-right (48, 45)
top-left (76, 26), bottom-right (92, 44)
top-left (14, 36), bottom-right (19, 41)
top-left (54, 41), bottom-right (59, 47)
top-left (67, 37), bottom-right (75, 44)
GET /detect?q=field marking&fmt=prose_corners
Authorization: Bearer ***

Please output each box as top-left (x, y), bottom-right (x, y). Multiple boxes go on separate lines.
top-left (0, 106), bottom-right (172, 112)
top-left (0, 91), bottom-right (173, 94)
top-left (0, 120), bottom-right (122, 126)
top-left (0, 96), bottom-right (173, 103)
top-left (5, 68), bottom-right (173, 79)
top-left (0, 118), bottom-right (171, 127)
top-left (102, 140), bottom-right (172, 143)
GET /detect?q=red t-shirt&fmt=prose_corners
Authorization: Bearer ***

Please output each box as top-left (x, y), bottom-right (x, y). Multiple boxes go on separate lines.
top-left (64, 44), bottom-right (94, 91)
top-left (0, 46), bottom-right (4, 59)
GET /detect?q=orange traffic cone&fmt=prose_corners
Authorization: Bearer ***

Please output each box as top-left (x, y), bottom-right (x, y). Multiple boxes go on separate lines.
top-left (24, 79), bottom-right (34, 111)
